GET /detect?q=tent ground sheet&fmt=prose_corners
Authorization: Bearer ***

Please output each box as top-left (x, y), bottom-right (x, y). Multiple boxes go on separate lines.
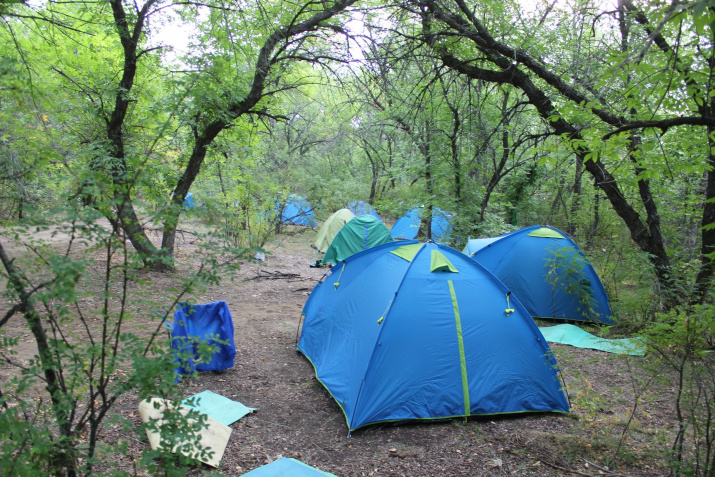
top-left (240, 457), bottom-right (337, 476)
top-left (539, 324), bottom-right (645, 356)
top-left (181, 390), bottom-right (257, 426)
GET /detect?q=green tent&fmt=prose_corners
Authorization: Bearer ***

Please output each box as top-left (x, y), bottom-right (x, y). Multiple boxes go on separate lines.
top-left (323, 215), bottom-right (393, 265)
top-left (313, 208), bottom-right (355, 253)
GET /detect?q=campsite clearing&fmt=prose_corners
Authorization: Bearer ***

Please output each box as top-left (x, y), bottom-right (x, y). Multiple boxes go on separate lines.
top-left (0, 225), bottom-right (678, 476)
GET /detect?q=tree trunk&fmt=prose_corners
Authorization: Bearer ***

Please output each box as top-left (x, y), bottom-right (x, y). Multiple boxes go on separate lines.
top-left (423, 120), bottom-right (433, 241)
top-left (588, 181), bottom-right (600, 247)
top-left (693, 122), bottom-right (715, 302)
top-left (160, 0), bottom-right (358, 257)
top-left (104, 0), bottom-right (358, 268)
top-left (0, 241), bottom-right (77, 476)
top-left (364, 147), bottom-right (379, 204)
top-left (568, 155), bottom-right (582, 236)
top-left (106, 0), bottom-right (169, 271)
top-left (479, 128), bottom-right (510, 222)
top-left (450, 107), bottom-right (461, 203)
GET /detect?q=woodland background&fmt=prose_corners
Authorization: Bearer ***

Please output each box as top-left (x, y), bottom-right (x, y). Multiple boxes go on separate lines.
top-left (1, 0), bottom-right (715, 475)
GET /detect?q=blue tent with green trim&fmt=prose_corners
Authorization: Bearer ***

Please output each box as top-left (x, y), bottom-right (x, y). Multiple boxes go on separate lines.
top-left (464, 225), bottom-right (613, 324)
top-left (279, 195), bottom-right (317, 227)
top-left (390, 206), bottom-right (453, 242)
top-left (297, 241), bottom-right (569, 432)
top-left (183, 192), bottom-right (197, 209)
top-left (347, 200), bottom-right (380, 219)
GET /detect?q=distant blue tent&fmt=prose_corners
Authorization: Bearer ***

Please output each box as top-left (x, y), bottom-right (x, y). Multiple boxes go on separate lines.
top-left (170, 301), bottom-right (236, 377)
top-left (183, 192), bottom-right (197, 209)
top-left (298, 241), bottom-right (570, 432)
top-left (464, 225), bottom-right (613, 324)
top-left (279, 195), bottom-right (317, 227)
top-left (347, 200), bottom-right (380, 219)
top-left (390, 206), bottom-right (453, 242)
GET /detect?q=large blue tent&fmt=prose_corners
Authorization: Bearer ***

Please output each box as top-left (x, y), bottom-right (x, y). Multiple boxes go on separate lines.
top-left (298, 241), bottom-right (570, 432)
top-left (390, 206), bottom-right (452, 242)
top-left (464, 225), bottom-right (613, 324)
top-left (347, 200), bottom-right (380, 219)
top-left (279, 195), bottom-right (317, 227)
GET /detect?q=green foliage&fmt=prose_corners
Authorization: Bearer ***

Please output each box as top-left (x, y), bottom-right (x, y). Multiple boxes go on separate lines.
top-left (449, 205), bottom-right (514, 243)
top-left (0, 204), bottom-right (238, 475)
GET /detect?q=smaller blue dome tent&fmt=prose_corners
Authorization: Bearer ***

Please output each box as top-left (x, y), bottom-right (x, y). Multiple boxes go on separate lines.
top-left (390, 206), bottom-right (453, 242)
top-left (347, 200), bottom-right (380, 219)
top-left (298, 241), bottom-right (570, 432)
top-left (279, 195), bottom-right (317, 227)
top-left (464, 225), bottom-right (613, 324)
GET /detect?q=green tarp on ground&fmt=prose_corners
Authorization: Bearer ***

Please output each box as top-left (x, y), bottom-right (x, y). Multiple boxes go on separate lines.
top-left (240, 457), bottom-right (337, 476)
top-left (181, 390), bottom-right (257, 426)
top-left (538, 324), bottom-right (645, 356)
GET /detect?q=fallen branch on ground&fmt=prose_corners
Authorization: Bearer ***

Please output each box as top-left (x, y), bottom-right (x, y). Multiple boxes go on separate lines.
top-left (247, 269), bottom-right (314, 281)
top-left (541, 458), bottom-right (634, 477)
top-left (540, 460), bottom-right (596, 477)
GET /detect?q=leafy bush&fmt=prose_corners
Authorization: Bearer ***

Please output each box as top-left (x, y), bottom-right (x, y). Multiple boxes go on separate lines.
top-left (0, 206), bottom-right (234, 475)
top-left (643, 305), bottom-right (715, 476)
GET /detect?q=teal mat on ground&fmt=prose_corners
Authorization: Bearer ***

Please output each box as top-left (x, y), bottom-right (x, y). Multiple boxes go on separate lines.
top-left (539, 324), bottom-right (645, 356)
top-left (181, 390), bottom-right (257, 426)
top-left (240, 457), bottom-right (337, 476)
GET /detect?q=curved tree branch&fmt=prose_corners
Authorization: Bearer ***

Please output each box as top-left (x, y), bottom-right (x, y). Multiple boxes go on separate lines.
top-left (602, 116), bottom-right (715, 139)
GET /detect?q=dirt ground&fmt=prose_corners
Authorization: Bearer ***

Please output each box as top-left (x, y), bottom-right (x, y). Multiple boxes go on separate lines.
top-left (0, 223), bottom-right (676, 476)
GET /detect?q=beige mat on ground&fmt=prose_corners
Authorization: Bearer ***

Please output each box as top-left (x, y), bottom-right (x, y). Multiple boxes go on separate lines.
top-left (138, 397), bottom-right (232, 467)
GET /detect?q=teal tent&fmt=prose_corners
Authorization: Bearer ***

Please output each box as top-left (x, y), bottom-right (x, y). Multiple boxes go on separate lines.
top-left (464, 225), bottom-right (613, 324)
top-left (322, 215), bottom-right (393, 265)
top-left (298, 241), bottom-right (570, 432)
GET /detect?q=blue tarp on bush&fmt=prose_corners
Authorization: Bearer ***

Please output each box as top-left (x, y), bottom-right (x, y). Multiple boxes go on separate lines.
top-left (170, 301), bottom-right (236, 376)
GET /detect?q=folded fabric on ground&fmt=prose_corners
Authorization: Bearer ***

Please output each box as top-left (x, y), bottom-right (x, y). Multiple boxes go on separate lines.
top-left (138, 397), bottom-right (231, 468)
top-left (538, 323), bottom-right (645, 356)
top-left (240, 457), bottom-right (338, 476)
top-left (182, 390), bottom-right (257, 426)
